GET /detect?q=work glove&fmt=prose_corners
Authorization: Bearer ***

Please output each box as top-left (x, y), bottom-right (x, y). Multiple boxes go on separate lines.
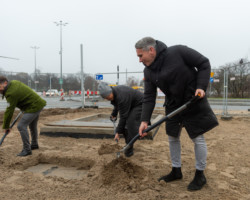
top-left (110, 115), bottom-right (117, 122)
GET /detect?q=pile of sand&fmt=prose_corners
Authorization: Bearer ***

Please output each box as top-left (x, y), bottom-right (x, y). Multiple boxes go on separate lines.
top-left (98, 143), bottom-right (121, 155)
top-left (101, 157), bottom-right (156, 192)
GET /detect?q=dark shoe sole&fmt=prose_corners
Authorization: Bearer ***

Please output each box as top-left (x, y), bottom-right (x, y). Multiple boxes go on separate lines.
top-left (158, 175), bottom-right (183, 183)
top-left (158, 168), bottom-right (183, 183)
top-left (125, 151), bottom-right (134, 157)
top-left (188, 170), bottom-right (207, 191)
top-left (188, 181), bottom-right (206, 191)
top-left (17, 151), bottom-right (32, 157)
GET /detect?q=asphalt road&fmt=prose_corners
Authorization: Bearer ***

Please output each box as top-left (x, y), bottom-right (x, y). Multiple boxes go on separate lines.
top-left (0, 96), bottom-right (249, 111)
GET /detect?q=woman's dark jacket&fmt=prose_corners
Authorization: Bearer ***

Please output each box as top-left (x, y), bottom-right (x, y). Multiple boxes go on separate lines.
top-left (142, 41), bottom-right (218, 138)
top-left (111, 85), bottom-right (143, 134)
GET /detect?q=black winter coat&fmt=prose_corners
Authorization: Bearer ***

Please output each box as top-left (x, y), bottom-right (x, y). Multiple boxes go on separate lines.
top-left (142, 41), bottom-right (218, 138)
top-left (111, 85), bottom-right (143, 134)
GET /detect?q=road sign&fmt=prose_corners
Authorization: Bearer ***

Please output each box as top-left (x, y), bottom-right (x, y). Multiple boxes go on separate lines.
top-left (59, 78), bottom-right (63, 84)
top-left (210, 77), bottom-right (214, 83)
top-left (96, 74), bottom-right (103, 80)
top-left (210, 72), bottom-right (214, 77)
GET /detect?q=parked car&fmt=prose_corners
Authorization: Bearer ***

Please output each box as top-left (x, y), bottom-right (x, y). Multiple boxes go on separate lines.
top-left (46, 89), bottom-right (59, 96)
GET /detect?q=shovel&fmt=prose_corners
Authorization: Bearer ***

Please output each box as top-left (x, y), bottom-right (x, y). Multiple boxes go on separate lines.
top-left (0, 111), bottom-right (23, 146)
top-left (116, 95), bottom-right (200, 158)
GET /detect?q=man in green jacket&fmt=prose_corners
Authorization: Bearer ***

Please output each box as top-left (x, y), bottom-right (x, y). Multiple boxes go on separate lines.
top-left (0, 76), bottom-right (46, 156)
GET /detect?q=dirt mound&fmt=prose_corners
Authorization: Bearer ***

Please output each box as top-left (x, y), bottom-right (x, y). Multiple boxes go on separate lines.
top-left (101, 157), bottom-right (155, 192)
top-left (40, 108), bottom-right (84, 116)
top-left (0, 108), bottom-right (114, 123)
top-left (98, 143), bottom-right (121, 155)
top-left (0, 109), bottom-right (79, 124)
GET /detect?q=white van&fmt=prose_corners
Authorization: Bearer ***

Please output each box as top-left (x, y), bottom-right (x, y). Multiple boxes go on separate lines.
top-left (46, 89), bottom-right (59, 96)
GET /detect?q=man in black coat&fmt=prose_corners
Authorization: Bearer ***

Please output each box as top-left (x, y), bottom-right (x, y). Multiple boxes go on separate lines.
top-left (135, 37), bottom-right (218, 191)
top-left (98, 82), bottom-right (143, 157)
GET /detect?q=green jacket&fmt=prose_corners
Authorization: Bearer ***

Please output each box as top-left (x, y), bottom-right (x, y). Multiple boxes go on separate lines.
top-left (2, 80), bottom-right (47, 129)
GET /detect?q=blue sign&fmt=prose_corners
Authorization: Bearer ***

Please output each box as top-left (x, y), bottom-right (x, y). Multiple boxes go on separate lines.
top-left (210, 77), bottom-right (214, 83)
top-left (96, 74), bottom-right (103, 80)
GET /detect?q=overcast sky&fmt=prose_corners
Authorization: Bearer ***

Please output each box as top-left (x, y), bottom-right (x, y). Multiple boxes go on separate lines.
top-left (0, 0), bottom-right (250, 83)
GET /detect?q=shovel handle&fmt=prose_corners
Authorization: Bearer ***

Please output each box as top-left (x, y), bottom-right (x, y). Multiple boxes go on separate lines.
top-left (142, 95), bottom-right (200, 133)
top-left (0, 132), bottom-right (8, 146)
top-left (9, 112), bottom-right (23, 128)
top-left (120, 95), bottom-right (200, 152)
top-left (0, 111), bottom-right (22, 146)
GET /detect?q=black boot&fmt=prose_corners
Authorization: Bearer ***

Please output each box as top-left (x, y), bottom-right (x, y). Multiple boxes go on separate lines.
top-left (124, 131), bottom-right (134, 157)
top-left (31, 144), bottom-right (39, 150)
top-left (17, 149), bottom-right (32, 157)
top-left (188, 169), bottom-right (207, 191)
top-left (125, 145), bottom-right (134, 157)
top-left (158, 167), bottom-right (183, 182)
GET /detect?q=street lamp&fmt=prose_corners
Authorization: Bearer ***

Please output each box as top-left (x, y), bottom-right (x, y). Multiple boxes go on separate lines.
top-left (54, 20), bottom-right (68, 89)
top-left (30, 46), bottom-right (39, 92)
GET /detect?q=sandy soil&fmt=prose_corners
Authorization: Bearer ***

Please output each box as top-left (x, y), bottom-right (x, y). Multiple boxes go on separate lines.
top-left (0, 108), bottom-right (249, 200)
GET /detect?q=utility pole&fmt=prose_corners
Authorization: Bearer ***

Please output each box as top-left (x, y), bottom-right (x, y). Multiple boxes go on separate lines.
top-left (80, 44), bottom-right (85, 108)
top-left (30, 46), bottom-right (39, 92)
top-left (50, 76), bottom-right (52, 90)
top-left (117, 65), bottom-right (119, 85)
top-left (126, 68), bottom-right (128, 85)
top-left (54, 20), bottom-right (68, 89)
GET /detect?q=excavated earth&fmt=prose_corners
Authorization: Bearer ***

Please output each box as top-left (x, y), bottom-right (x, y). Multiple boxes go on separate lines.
top-left (0, 108), bottom-right (249, 200)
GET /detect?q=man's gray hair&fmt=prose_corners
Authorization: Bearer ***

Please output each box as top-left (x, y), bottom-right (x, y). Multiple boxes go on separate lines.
top-left (0, 76), bottom-right (8, 84)
top-left (135, 37), bottom-right (156, 50)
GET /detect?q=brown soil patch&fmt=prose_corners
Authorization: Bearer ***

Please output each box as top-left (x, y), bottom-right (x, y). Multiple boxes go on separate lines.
top-left (0, 108), bottom-right (249, 200)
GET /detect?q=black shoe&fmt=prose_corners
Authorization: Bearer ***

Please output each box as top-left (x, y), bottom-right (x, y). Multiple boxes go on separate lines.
top-left (125, 150), bottom-right (134, 157)
top-left (158, 167), bottom-right (183, 182)
top-left (17, 149), bottom-right (32, 157)
top-left (125, 146), bottom-right (134, 157)
top-left (188, 170), bottom-right (207, 191)
top-left (31, 144), bottom-right (39, 150)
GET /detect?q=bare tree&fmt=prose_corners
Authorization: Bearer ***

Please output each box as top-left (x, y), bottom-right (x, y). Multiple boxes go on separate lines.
top-left (209, 58), bottom-right (250, 98)
top-left (126, 76), bottom-right (139, 87)
top-left (84, 76), bottom-right (97, 91)
top-left (15, 72), bottom-right (30, 85)
top-left (227, 58), bottom-right (250, 98)
top-left (63, 74), bottom-right (81, 91)
top-left (139, 79), bottom-right (144, 87)
top-left (211, 68), bottom-right (224, 97)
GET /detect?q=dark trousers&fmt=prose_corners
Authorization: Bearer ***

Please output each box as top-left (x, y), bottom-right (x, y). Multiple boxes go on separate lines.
top-left (17, 109), bottom-right (42, 151)
top-left (123, 106), bottom-right (142, 145)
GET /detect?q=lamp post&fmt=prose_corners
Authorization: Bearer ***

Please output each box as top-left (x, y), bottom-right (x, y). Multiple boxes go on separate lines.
top-left (54, 20), bottom-right (68, 90)
top-left (30, 46), bottom-right (39, 91)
